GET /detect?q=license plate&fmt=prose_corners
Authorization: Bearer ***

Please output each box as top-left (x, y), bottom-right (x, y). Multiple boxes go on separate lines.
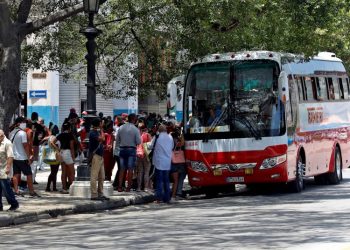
top-left (213, 169), bottom-right (222, 176)
top-left (245, 169), bottom-right (254, 175)
top-left (226, 177), bottom-right (244, 183)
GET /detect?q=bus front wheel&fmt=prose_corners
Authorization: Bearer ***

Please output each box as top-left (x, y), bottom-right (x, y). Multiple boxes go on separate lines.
top-left (289, 155), bottom-right (305, 193)
top-left (327, 147), bottom-right (342, 185)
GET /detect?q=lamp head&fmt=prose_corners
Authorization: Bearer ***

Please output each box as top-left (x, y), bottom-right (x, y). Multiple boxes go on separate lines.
top-left (83, 0), bottom-right (100, 14)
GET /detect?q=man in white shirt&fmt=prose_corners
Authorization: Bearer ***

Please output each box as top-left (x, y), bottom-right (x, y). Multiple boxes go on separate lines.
top-left (9, 117), bottom-right (39, 197)
top-left (152, 124), bottom-right (174, 203)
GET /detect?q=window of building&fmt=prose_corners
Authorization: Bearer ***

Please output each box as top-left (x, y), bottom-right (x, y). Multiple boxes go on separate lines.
top-left (81, 100), bottom-right (87, 113)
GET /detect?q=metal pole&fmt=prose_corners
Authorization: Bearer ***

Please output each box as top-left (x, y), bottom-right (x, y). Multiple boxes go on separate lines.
top-left (81, 13), bottom-right (101, 112)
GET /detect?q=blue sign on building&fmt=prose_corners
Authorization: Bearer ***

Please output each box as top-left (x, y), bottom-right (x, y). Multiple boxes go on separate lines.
top-left (29, 90), bottom-right (47, 99)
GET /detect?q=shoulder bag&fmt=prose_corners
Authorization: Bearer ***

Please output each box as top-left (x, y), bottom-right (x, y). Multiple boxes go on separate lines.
top-left (43, 136), bottom-right (61, 165)
top-left (171, 142), bottom-right (186, 164)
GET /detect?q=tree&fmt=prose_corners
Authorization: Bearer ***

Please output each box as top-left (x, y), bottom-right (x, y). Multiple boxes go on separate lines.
top-left (2, 0), bottom-right (350, 134)
top-left (0, 0), bottom-right (88, 134)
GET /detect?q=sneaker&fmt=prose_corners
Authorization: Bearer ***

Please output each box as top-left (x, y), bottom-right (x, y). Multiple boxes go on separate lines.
top-left (33, 181), bottom-right (39, 185)
top-left (136, 188), bottom-right (141, 192)
top-left (117, 187), bottom-right (123, 192)
top-left (175, 195), bottom-right (186, 200)
top-left (14, 191), bottom-right (24, 197)
top-left (45, 188), bottom-right (51, 192)
top-left (60, 190), bottom-right (69, 194)
top-left (29, 192), bottom-right (41, 198)
top-left (8, 205), bottom-right (19, 211)
top-left (91, 197), bottom-right (101, 201)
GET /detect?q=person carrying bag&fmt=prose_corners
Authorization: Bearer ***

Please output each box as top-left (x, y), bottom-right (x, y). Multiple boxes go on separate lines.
top-left (171, 142), bottom-right (186, 164)
top-left (42, 136), bottom-right (61, 165)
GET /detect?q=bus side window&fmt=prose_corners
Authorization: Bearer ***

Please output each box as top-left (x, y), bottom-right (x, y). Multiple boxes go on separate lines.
top-left (315, 77), bottom-right (328, 101)
top-left (304, 77), bottom-right (316, 101)
top-left (338, 78), bottom-right (345, 99)
top-left (327, 78), bottom-right (336, 100)
top-left (346, 78), bottom-right (350, 99)
top-left (332, 77), bottom-right (340, 100)
top-left (287, 77), bottom-right (293, 127)
top-left (287, 75), bottom-right (298, 136)
top-left (296, 76), bottom-right (305, 101)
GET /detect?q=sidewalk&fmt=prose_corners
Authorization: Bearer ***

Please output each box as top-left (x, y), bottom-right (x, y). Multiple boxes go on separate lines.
top-left (0, 166), bottom-right (155, 227)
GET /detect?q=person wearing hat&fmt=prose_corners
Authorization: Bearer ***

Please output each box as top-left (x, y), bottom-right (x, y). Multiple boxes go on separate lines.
top-left (9, 117), bottom-right (40, 197)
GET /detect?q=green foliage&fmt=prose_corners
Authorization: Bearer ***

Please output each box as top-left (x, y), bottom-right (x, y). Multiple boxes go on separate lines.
top-left (10, 0), bottom-right (350, 99)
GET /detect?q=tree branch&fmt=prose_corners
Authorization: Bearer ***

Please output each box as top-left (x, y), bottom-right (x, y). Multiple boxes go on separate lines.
top-left (19, 3), bottom-right (84, 35)
top-left (130, 28), bottom-right (146, 51)
top-left (17, 0), bottom-right (32, 24)
top-left (211, 18), bottom-right (240, 32)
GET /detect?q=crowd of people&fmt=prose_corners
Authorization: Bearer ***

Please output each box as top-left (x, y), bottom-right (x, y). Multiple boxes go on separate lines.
top-left (0, 109), bottom-right (187, 210)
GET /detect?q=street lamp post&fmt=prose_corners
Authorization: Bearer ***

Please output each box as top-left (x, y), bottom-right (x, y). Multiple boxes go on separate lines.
top-left (70, 0), bottom-right (114, 197)
top-left (81, 0), bottom-right (101, 112)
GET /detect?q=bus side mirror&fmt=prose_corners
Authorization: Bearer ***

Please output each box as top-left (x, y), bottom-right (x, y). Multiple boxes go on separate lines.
top-left (278, 71), bottom-right (289, 103)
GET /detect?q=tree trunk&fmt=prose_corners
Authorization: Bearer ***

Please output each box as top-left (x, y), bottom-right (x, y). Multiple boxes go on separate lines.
top-left (0, 29), bottom-right (22, 136)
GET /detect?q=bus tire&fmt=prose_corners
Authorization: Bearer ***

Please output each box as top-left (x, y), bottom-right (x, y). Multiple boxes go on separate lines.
top-left (204, 189), bottom-right (219, 198)
top-left (327, 147), bottom-right (342, 185)
top-left (314, 174), bottom-right (327, 185)
top-left (289, 155), bottom-right (305, 193)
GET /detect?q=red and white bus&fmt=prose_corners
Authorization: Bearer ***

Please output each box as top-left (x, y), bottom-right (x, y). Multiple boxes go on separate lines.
top-left (183, 51), bottom-right (350, 193)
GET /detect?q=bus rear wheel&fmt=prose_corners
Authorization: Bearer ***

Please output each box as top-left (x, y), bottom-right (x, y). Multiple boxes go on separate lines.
top-left (314, 174), bottom-right (327, 185)
top-left (289, 155), bottom-right (305, 193)
top-left (327, 147), bottom-right (342, 185)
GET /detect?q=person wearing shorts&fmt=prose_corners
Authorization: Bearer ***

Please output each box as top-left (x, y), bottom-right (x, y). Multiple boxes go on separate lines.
top-left (55, 122), bottom-right (75, 193)
top-left (9, 117), bottom-right (39, 197)
top-left (116, 113), bottom-right (141, 192)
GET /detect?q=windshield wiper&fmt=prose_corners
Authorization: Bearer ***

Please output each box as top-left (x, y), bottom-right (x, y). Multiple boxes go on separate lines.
top-left (233, 114), bottom-right (262, 140)
top-left (202, 106), bottom-right (228, 142)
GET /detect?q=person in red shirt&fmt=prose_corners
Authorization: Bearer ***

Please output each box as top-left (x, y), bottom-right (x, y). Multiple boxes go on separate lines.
top-left (136, 123), bottom-right (152, 191)
top-left (103, 120), bottom-right (115, 181)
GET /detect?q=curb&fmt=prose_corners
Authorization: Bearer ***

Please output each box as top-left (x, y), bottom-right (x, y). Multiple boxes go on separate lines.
top-left (0, 194), bottom-right (155, 227)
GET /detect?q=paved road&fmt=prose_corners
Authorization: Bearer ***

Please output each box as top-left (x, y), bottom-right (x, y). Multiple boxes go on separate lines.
top-left (2, 170), bottom-right (350, 250)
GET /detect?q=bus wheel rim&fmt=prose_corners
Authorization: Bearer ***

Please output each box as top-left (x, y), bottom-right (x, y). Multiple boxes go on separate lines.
top-left (336, 152), bottom-right (341, 178)
top-left (297, 160), bottom-right (303, 188)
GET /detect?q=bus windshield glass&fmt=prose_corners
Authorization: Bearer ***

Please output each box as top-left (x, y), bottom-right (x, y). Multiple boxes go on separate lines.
top-left (184, 60), bottom-right (285, 138)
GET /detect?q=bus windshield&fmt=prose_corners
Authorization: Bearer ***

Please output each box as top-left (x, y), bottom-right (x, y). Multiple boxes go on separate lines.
top-left (184, 60), bottom-right (285, 139)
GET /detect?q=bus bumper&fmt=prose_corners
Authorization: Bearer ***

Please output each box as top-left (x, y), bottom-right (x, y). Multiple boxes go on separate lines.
top-left (187, 162), bottom-right (288, 188)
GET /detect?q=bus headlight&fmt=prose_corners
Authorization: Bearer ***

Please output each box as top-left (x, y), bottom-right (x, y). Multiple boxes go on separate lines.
top-left (260, 154), bottom-right (287, 169)
top-left (190, 161), bottom-right (208, 172)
